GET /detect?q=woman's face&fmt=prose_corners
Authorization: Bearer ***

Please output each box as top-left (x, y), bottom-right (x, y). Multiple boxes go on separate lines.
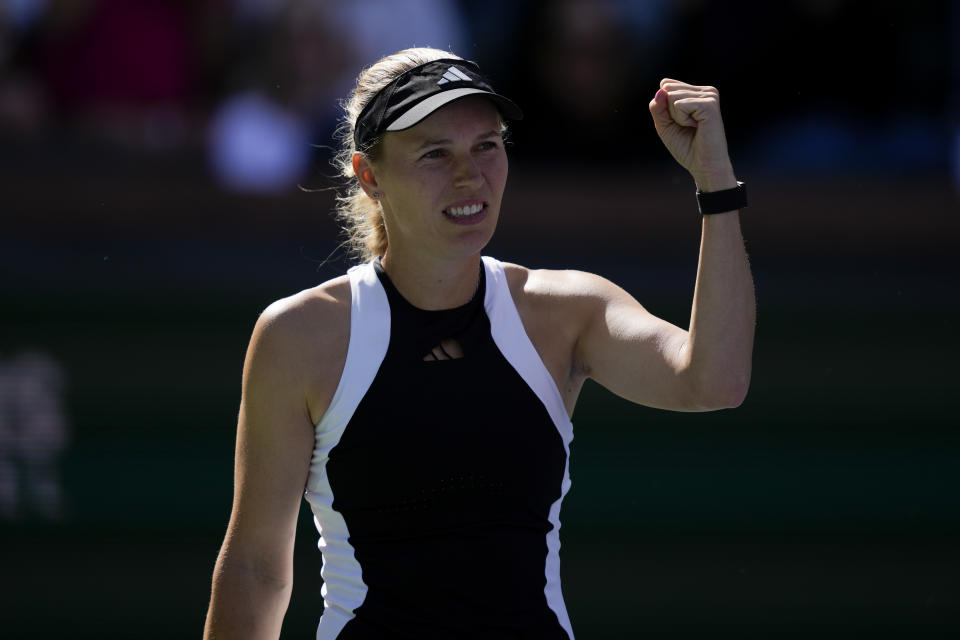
top-left (372, 96), bottom-right (508, 263)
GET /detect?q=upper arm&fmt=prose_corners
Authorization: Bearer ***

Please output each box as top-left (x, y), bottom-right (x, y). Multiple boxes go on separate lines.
top-left (220, 299), bottom-right (325, 582)
top-left (568, 271), bottom-right (701, 411)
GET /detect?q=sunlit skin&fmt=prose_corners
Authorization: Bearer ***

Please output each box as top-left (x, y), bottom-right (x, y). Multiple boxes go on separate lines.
top-left (353, 96), bottom-right (508, 309)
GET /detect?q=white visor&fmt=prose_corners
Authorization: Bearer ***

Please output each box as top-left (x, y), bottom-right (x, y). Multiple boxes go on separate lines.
top-left (385, 88), bottom-right (492, 132)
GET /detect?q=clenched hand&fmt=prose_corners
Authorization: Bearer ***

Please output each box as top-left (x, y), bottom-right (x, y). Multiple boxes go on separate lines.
top-left (649, 79), bottom-right (737, 192)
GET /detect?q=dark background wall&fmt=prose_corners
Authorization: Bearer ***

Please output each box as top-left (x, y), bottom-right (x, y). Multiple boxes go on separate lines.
top-left (1, 1), bottom-right (958, 637)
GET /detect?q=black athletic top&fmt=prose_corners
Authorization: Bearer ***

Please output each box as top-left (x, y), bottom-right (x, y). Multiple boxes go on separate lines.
top-left (305, 257), bottom-right (574, 639)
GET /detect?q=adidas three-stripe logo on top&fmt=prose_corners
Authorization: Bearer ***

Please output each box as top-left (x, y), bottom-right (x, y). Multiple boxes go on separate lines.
top-left (437, 66), bottom-right (472, 85)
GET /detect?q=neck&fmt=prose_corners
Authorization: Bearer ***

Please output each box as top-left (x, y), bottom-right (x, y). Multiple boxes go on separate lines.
top-left (380, 250), bottom-right (482, 310)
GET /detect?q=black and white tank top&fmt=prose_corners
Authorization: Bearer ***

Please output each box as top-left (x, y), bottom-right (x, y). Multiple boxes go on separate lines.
top-left (304, 256), bottom-right (574, 639)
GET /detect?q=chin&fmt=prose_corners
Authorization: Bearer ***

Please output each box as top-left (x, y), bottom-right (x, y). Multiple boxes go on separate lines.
top-left (447, 225), bottom-right (497, 260)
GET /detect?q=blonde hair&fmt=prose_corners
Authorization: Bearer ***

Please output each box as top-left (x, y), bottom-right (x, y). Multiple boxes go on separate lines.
top-left (333, 47), bottom-right (462, 262)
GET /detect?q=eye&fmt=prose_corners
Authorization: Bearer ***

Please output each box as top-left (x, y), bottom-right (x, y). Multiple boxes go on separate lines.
top-left (420, 148), bottom-right (445, 160)
top-left (476, 140), bottom-right (499, 152)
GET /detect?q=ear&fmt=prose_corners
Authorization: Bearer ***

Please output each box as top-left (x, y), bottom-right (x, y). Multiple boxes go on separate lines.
top-left (352, 153), bottom-right (381, 198)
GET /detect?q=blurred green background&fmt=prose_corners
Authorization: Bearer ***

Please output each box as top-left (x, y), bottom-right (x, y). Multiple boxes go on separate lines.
top-left (2, 1), bottom-right (958, 637)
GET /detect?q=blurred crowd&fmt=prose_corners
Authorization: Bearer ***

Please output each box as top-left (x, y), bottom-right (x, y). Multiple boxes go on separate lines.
top-left (0, 0), bottom-right (956, 193)
top-left (0, 350), bottom-right (68, 522)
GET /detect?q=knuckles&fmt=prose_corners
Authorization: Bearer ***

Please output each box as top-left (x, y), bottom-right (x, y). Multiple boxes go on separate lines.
top-left (660, 79), bottom-right (720, 97)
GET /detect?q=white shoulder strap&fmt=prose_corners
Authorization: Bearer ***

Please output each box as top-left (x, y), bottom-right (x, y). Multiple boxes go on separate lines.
top-left (481, 256), bottom-right (573, 436)
top-left (306, 261), bottom-right (390, 637)
top-left (314, 262), bottom-right (391, 438)
top-left (481, 255), bottom-right (575, 638)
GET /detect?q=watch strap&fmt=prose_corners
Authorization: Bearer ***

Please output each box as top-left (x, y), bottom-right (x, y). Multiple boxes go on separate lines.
top-left (696, 181), bottom-right (747, 215)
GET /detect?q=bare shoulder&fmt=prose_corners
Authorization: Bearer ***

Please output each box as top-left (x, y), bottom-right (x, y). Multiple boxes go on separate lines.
top-left (257, 274), bottom-right (351, 343)
top-left (499, 262), bottom-right (627, 410)
top-left (500, 261), bottom-right (632, 311)
top-left (500, 260), bottom-right (644, 354)
top-left (248, 274), bottom-right (352, 425)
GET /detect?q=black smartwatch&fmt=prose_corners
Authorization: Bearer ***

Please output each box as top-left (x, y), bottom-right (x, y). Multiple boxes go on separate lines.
top-left (696, 181), bottom-right (747, 215)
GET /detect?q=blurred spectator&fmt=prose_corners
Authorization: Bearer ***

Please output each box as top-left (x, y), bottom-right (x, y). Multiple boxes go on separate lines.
top-left (505, 0), bottom-right (671, 164)
top-left (0, 0), bottom-right (954, 179)
top-left (207, 91), bottom-right (311, 194)
top-left (322, 0), bottom-right (469, 73)
top-left (0, 350), bottom-right (69, 521)
top-left (205, 0), bottom-right (353, 193)
top-left (309, 0), bottom-right (471, 151)
top-left (205, 0), bottom-right (471, 193)
top-left (35, 0), bottom-right (199, 149)
top-left (0, 0), bottom-right (51, 136)
top-left (676, 1), bottom-right (954, 175)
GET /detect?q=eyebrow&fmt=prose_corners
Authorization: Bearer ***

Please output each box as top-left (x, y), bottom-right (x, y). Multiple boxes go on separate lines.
top-left (414, 130), bottom-right (502, 152)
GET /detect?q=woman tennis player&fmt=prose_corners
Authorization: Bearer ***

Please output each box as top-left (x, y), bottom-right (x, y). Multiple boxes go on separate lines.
top-left (204, 47), bottom-right (755, 639)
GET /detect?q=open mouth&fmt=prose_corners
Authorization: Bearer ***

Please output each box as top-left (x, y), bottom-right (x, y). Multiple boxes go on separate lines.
top-left (442, 201), bottom-right (488, 224)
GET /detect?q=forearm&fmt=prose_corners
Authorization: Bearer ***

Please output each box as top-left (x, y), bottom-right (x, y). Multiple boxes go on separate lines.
top-left (646, 80), bottom-right (755, 409)
top-left (684, 203), bottom-right (756, 408)
top-left (204, 552), bottom-right (292, 640)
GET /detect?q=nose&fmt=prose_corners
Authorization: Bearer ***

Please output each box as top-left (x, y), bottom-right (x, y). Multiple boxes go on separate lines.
top-left (451, 152), bottom-right (483, 189)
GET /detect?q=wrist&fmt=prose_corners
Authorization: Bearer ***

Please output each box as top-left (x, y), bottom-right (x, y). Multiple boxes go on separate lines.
top-left (694, 170), bottom-right (737, 193)
top-left (696, 181), bottom-right (747, 215)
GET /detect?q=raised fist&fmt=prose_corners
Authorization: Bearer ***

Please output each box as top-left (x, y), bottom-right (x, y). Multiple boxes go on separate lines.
top-left (649, 79), bottom-right (737, 192)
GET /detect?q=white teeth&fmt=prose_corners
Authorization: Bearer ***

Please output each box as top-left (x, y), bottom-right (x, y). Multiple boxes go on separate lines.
top-left (446, 203), bottom-right (483, 216)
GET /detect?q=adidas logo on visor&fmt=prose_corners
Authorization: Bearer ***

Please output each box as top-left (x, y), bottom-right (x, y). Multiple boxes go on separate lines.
top-left (437, 66), bottom-right (472, 85)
